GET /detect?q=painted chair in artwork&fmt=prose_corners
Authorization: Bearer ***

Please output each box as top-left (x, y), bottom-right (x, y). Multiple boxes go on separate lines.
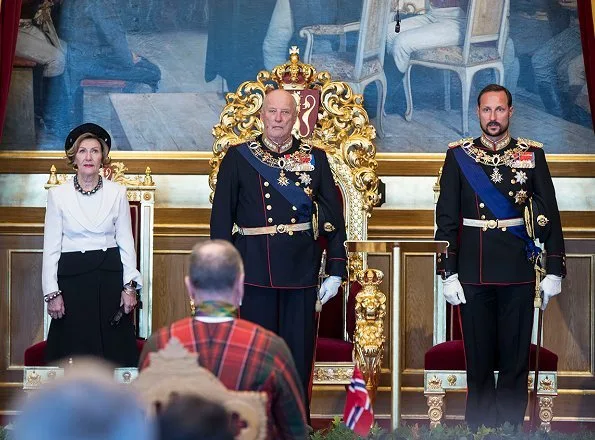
top-left (423, 169), bottom-right (559, 431)
top-left (403, 0), bottom-right (510, 135)
top-left (23, 162), bottom-right (156, 367)
top-left (299, 0), bottom-right (393, 137)
top-left (209, 48), bottom-right (385, 394)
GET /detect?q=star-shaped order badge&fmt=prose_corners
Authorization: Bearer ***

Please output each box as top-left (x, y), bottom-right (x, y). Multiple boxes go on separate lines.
top-left (514, 170), bottom-right (527, 185)
top-left (298, 172), bottom-right (312, 185)
top-left (514, 189), bottom-right (528, 205)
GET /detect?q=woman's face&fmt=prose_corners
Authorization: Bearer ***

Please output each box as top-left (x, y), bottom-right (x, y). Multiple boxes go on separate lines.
top-left (74, 138), bottom-right (103, 178)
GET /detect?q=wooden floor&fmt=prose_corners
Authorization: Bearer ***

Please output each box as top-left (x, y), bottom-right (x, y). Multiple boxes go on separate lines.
top-left (2, 30), bottom-right (593, 153)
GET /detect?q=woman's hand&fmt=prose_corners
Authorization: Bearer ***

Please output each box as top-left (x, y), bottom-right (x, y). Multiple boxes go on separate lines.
top-left (47, 295), bottom-right (65, 319)
top-left (120, 288), bottom-right (137, 314)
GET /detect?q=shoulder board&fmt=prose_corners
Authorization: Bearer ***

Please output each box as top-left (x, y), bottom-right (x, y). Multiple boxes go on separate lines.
top-left (517, 137), bottom-right (543, 149)
top-left (228, 136), bottom-right (256, 147)
top-left (448, 137), bottom-right (473, 149)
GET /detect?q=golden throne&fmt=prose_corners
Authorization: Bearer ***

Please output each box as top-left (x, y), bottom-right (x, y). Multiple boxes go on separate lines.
top-left (209, 48), bottom-right (384, 393)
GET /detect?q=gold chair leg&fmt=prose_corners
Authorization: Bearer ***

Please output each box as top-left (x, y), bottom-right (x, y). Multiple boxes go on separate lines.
top-left (426, 393), bottom-right (445, 428)
top-left (538, 395), bottom-right (555, 433)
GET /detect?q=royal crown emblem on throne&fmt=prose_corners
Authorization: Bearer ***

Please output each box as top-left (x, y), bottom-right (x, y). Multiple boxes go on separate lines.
top-left (210, 47), bottom-right (380, 215)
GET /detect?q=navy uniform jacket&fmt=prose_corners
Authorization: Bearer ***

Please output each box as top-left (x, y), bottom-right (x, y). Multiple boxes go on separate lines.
top-left (435, 137), bottom-right (566, 285)
top-left (210, 136), bottom-right (347, 288)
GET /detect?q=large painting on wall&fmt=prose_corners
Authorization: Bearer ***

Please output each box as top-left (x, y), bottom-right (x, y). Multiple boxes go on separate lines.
top-left (2, 0), bottom-right (593, 154)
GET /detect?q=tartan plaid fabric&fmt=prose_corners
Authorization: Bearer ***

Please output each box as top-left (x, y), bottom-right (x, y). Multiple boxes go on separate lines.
top-left (139, 317), bottom-right (307, 439)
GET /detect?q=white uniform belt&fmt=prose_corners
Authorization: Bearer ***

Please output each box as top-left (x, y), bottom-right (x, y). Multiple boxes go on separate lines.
top-left (237, 222), bottom-right (311, 236)
top-left (463, 218), bottom-right (524, 229)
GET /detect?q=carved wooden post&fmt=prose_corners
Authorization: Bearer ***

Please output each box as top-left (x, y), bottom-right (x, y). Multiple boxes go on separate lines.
top-left (354, 268), bottom-right (386, 404)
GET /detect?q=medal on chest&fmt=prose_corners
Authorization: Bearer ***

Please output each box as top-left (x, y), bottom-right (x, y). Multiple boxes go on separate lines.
top-left (249, 141), bottom-right (315, 187)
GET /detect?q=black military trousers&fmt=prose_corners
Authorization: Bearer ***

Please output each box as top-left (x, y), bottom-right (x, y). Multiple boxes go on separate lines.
top-left (460, 282), bottom-right (535, 429)
top-left (240, 285), bottom-right (318, 418)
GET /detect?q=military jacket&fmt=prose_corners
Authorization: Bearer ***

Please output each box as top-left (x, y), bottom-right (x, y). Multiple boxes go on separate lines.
top-left (435, 137), bottom-right (566, 284)
top-left (210, 136), bottom-right (347, 288)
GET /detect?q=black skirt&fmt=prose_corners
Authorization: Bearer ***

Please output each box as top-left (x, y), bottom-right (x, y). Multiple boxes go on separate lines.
top-left (45, 247), bottom-right (138, 367)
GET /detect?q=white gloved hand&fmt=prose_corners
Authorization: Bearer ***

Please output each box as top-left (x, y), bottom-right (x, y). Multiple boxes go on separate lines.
top-left (540, 274), bottom-right (562, 311)
top-left (319, 276), bottom-right (342, 305)
top-left (442, 273), bottom-right (466, 306)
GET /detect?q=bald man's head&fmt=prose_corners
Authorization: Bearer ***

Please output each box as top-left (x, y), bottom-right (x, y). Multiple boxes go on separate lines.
top-left (186, 240), bottom-right (244, 304)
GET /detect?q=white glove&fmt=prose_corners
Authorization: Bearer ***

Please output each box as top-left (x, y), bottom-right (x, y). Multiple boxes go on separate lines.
top-left (441, 273), bottom-right (466, 306)
top-left (540, 274), bottom-right (562, 311)
top-left (319, 276), bottom-right (342, 305)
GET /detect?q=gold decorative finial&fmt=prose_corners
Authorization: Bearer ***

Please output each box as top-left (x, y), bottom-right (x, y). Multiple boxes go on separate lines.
top-left (47, 165), bottom-right (58, 185)
top-left (143, 167), bottom-right (154, 186)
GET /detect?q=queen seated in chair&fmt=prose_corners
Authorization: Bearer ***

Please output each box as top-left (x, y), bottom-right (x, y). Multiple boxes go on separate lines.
top-left (42, 123), bottom-right (142, 367)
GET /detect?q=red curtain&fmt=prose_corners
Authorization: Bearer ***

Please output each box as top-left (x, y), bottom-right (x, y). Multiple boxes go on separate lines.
top-left (577, 0), bottom-right (595, 131)
top-left (0, 0), bottom-right (23, 141)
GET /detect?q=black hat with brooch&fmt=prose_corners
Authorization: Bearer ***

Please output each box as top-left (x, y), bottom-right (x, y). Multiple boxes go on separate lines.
top-left (64, 123), bottom-right (111, 153)
top-left (524, 194), bottom-right (551, 243)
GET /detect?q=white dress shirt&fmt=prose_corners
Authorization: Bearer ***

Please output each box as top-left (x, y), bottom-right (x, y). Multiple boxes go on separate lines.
top-left (42, 178), bottom-right (142, 296)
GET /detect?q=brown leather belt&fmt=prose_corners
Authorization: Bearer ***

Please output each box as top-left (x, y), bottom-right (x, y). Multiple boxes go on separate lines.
top-left (237, 222), bottom-right (311, 236)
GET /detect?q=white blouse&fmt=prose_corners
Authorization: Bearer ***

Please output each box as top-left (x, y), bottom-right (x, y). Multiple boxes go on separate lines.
top-left (42, 178), bottom-right (142, 296)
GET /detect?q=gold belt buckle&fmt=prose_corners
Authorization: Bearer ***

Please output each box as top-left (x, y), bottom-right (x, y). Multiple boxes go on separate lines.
top-left (276, 224), bottom-right (288, 234)
top-left (487, 219), bottom-right (498, 229)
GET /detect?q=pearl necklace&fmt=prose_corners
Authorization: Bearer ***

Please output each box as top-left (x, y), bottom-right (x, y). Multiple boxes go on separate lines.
top-left (74, 175), bottom-right (103, 196)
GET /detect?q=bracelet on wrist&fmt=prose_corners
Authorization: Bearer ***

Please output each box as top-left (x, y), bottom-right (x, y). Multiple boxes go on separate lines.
top-left (44, 290), bottom-right (62, 303)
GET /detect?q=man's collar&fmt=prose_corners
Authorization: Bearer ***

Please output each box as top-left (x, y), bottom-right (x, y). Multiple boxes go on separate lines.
top-left (261, 134), bottom-right (293, 154)
top-left (480, 132), bottom-right (511, 151)
top-left (193, 316), bottom-right (234, 323)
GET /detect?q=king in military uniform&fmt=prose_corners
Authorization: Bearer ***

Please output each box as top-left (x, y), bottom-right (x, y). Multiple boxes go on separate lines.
top-left (210, 89), bottom-right (347, 416)
top-left (435, 84), bottom-right (566, 429)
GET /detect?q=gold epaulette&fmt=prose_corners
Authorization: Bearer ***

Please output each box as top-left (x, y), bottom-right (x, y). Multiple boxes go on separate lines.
top-left (228, 136), bottom-right (257, 148)
top-left (448, 137), bottom-right (473, 149)
top-left (517, 137), bottom-right (543, 149)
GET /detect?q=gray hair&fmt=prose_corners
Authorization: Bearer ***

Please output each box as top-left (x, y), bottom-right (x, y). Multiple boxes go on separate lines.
top-left (14, 361), bottom-right (154, 440)
top-left (188, 240), bottom-right (244, 296)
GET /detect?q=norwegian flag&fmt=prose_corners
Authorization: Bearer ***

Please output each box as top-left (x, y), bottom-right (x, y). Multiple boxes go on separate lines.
top-left (343, 366), bottom-right (374, 436)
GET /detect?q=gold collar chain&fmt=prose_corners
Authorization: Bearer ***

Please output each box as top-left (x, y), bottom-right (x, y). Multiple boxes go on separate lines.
top-left (248, 140), bottom-right (313, 171)
top-left (461, 138), bottom-right (529, 168)
top-left (480, 133), bottom-right (511, 151)
top-left (262, 135), bottom-right (293, 154)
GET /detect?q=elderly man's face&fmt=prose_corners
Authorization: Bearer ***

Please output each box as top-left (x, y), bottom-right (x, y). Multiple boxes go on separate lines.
top-left (261, 90), bottom-right (297, 144)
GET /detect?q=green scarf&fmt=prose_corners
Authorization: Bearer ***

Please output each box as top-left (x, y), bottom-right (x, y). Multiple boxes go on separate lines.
top-left (194, 300), bottom-right (238, 318)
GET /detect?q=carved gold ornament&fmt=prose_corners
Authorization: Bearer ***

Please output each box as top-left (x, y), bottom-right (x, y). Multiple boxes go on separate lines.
top-left (427, 375), bottom-right (443, 391)
top-left (353, 269), bottom-right (385, 403)
top-left (209, 48), bottom-right (380, 214)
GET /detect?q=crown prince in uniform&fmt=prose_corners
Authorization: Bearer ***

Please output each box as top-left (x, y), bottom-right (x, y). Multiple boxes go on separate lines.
top-left (210, 89), bottom-right (347, 417)
top-left (435, 84), bottom-right (566, 429)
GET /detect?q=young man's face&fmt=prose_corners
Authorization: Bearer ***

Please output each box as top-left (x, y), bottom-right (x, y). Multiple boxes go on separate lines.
top-left (477, 90), bottom-right (513, 140)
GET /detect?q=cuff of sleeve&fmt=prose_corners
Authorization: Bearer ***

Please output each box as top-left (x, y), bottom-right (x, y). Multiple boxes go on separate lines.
top-left (546, 255), bottom-right (566, 278)
top-left (327, 259), bottom-right (347, 279)
top-left (436, 251), bottom-right (457, 274)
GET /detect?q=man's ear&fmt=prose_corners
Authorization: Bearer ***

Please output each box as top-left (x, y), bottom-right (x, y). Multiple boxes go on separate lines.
top-left (184, 276), bottom-right (195, 301)
top-left (509, 105), bottom-right (514, 118)
top-left (234, 273), bottom-right (245, 306)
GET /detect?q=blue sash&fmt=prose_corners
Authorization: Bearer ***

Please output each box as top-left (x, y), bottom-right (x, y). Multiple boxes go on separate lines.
top-left (237, 143), bottom-right (313, 222)
top-left (452, 147), bottom-right (541, 262)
